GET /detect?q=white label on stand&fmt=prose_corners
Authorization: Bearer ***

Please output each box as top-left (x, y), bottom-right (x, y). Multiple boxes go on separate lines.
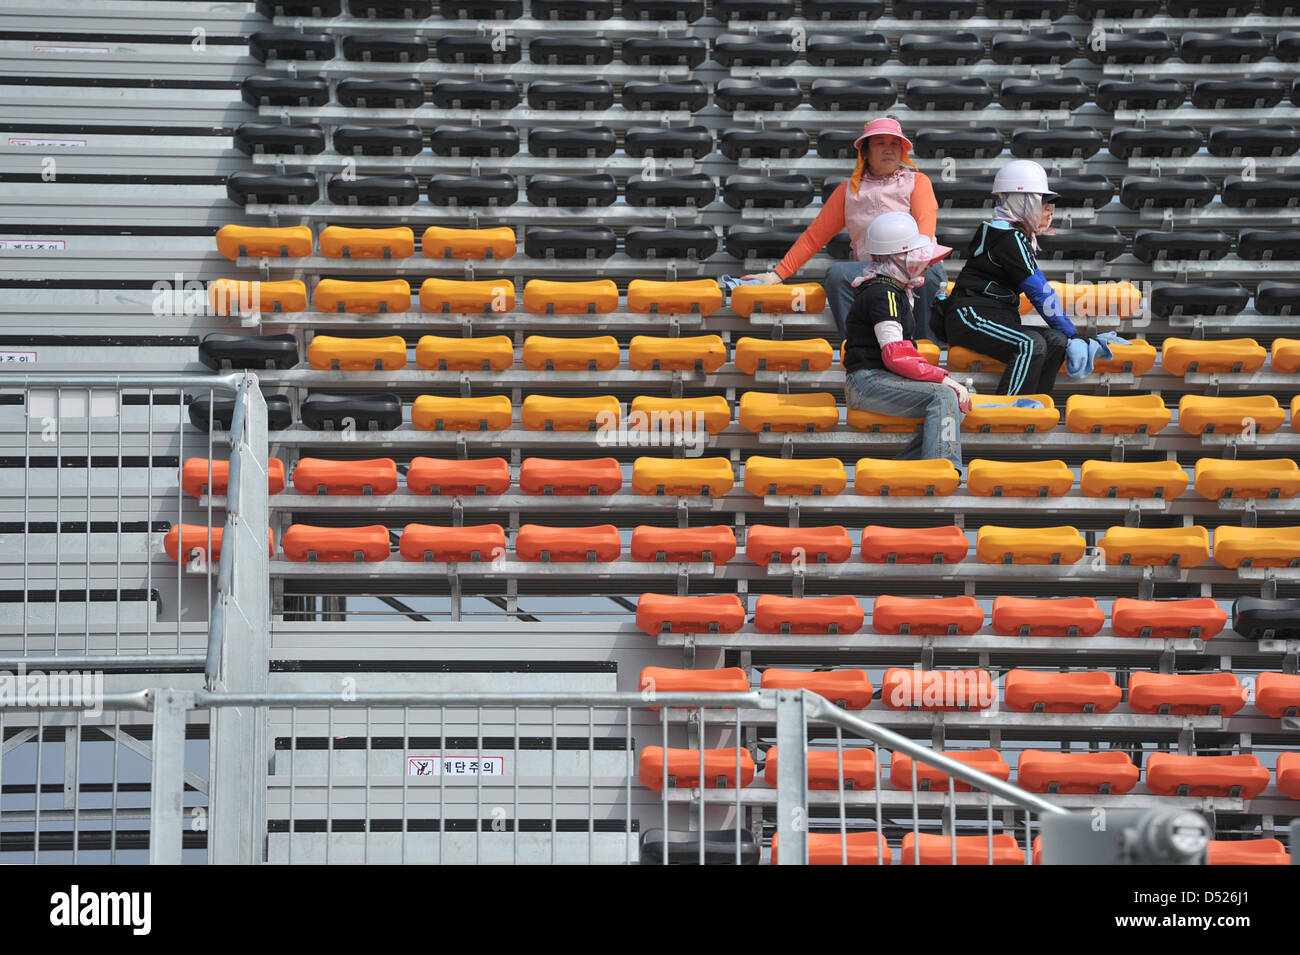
top-left (407, 755), bottom-right (505, 777)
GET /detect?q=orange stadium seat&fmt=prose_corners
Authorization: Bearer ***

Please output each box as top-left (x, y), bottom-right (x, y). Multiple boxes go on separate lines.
top-left (854, 458), bottom-right (960, 497)
top-left (846, 407), bottom-right (921, 432)
top-left (772, 832), bottom-right (892, 866)
top-left (521, 279), bottom-right (618, 314)
top-left (1097, 525), bottom-right (1210, 567)
top-left (628, 334), bottom-right (726, 372)
top-left (1294, 395), bottom-right (1300, 431)
top-left (164, 524), bottom-right (274, 563)
top-left (890, 750), bottom-right (1011, 792)
top-left (421, 225), bottom-right (516, 260)
top-left (1094, 338), bottom-right (1157, 375)
top-left (733, 337), bottom-right (833, 373)
top-left (871, 595), bottom-right (984, 635)
top-left (752, 595), bottom-right (865, 634)
top-left (516, 524), bottom-right (619, 562)
top-left (398, 524), bottom-right (506, 563)
top-left (1079, 460), bottom-right (1189, 499)
top-left (1254, 672), bottom-right (1300, 718)
top-left (318, 225), bottom-right (414, 259)
top-left (1278, 752), bottom-right (1300, 799)
top-left (292, 458), bottom-right (398, 495)
top-left (216, 224), bottom-right (312, 260)
top-left (899, 833), bottom-right (1023, 865)
top-left (522, 335), bottom-right (620, 371)
top-left (880, 668), bottom-right (995, 711)
top-left (1127, 672), bottom-right (1247, 716)
top-left (1178, 395), bottom-right (1286, 435)
top-left (637, 747), bottom-right (755, 790)
top-left (1144, 753), bottom-right (1271, 798)
top-left (637, 666), bottom-right (749, 702)
top-left (861, 525), bottom-right (969, 564)
top-left (415, 335), bottom-right (514, 371)
top-left (635, 594), bottom-right (746, 635)
top-left (306, 335), bottom-right (407, 371)
top-left (406, 457), bottom-right (510, 496)
top-left (916, 340), bottom-right (941, 365)
top-left (1213, 525), bottom-right (1300, 568)
top-left (281, 524), bottom-right (389, 562)
top-left (745, 525), bottom-right (854, 565)
top-left (738, 392), bottom-right (839, 432)
top-left (630, 396), bottom-right (730, 434)
top-left (760, 668), bottom-right (873, 710)
top-left (419, 278), bottom-right (515, 314)
top-left (976, 525), bottom-right (1085, 564)
top-left (1004, 670), bottom-right (1122, 713)
top-left (629, 526), bottom-right (736, 564)
top-left (626, 279), bottom-right (722, 316)
top-left (1271, 338), bottom-right (1300, 373)
top-left (1110, 598), bottom-right (1227, 639)
top-left (962, 395), bottom-right (1058, 433)
top-left (945, 346), bottom-right (1005, 373)
top-left (518, 457), bottom-right (622, 495)
top-left (631, 457), bottom-right (734, 497)
top-left (412, 395), bottom-right (512, 431)
top-left (991, 596), bottom-right (1105, 637)
top-left (520, 395), bottom-right (618, 431)
top-left (743, 456), bottom-right (846, 496)
top-left (181, 457), bottom-right (285, 497)
top-left (314, 278), bottom-right (411, 313)
top-left (208, 279), bottom-right (306, 315)
top-left (1161, 337), bottom-right (1266, 376)
top-left (1065, 394), bottom-right (1171, 434)
top-left (1208, 839), bottom-right (1291, 865)
top-left (765, 747), bottom-right (876, 790)
top-left (966, 459), bottom-right (1073, 497)
top-left (1194, 458), bottom-right (1300, 499)
top-left (730, 283), bottom-right (826, 317)
top-left (1017, 750), bottom-right (1138, 794)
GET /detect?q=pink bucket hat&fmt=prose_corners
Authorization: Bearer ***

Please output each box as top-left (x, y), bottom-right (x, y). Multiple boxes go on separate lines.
top-left (853, 116), bottom-right (914, 153)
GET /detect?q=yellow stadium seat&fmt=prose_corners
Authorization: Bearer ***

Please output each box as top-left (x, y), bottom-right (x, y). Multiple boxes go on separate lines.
top-left (521, 395), bottom-right (619, 431)
top-left (415, 335), bottom-right (513, 371)
top-left (522, 279), bottom-right (618, 315)
top-left (632, 457), bottom-right (734, 497)
top-left (1024, 281), bottom-right (1141, 319)
top-left (854, 458), bottom-right (960, 496)
top-left (966, 459), bottom-right (1073, 497)
top-left (419, 278), bottom-right (515, 314)
top-left (1079, 460), bottom-right (1189, 499)
top-left (208, 279), bottom-right (306, 315)
top-left (314, 278), bottom-right (411, 313)
top-left (733, 337), bottom-right (833, 373)
top-left (318, 226), bottom-right (414, 259)
top-left (1213, 525), bottom-right (1300, 568)
top-left (846, 407), bottom-right (921, 432)
top-left (1161, 338), bottom-right (1266, 376)
top-left (1093, 338), bottom-right (1157, 376)
top-left (216, 224), bottom-right (312, 260)
top-left (738, 392), bottom-right (839, 432)
top-left (306, 335), bottom-right (407, 371)
top-left (743, 456), bottom-right (847, 496)
top-left (628, 335), bottom-right (726, 372)
top-left (1294, 395), bottom-right (1300, 431)
top-left (976, 525), bottom-right (1086, 565)
top-left (1271, 338), bottom-right (1300, 373)
top-left (946, 346), bottom-right (1006, 373)
top-left (626, 279), bottom-right (722, 316)
top-left (730, 283), bottom-right (826, 317)
top-left (1194, 458), bottom-right (1300, 499)
top-left (522, 335), bottom-right (620, 371)
top-left (1178, 395), bottom-right (1286, 435)
top-left (917, 340), bottom-right (941, 365)
top-left (421, 226), bottom-right (516, 260)
top-left (412, 395), bottom-right (512, 432)
top-left (629, 396), bottom-right (731, 434)
top-left (1097, 525), bottom-right (1210, 567)
top-left (962, 394), bottom-right (1058, 433)
top-left (1065, 394), bottom-right (1171, 434)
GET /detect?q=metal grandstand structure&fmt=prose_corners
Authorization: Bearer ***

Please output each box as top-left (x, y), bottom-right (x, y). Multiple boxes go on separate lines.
top-left (0, 0), bottom-right (1297, 864)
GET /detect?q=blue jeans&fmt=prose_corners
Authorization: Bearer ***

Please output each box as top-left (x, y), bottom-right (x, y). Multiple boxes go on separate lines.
top-left (845, 367), bottom-right (964, 472)
top-left (825, 260), bottom-right (947, 341)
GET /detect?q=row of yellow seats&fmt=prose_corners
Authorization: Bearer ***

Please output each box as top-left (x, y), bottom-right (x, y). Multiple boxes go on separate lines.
top-left (950, 337), bottom-right (1300, 377)
top-left (217, 224), bottom-right (517, 261)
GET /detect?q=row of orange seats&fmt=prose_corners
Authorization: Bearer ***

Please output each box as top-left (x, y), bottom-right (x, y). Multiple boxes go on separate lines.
top-left (950, 337), bottom-right (1300, 378)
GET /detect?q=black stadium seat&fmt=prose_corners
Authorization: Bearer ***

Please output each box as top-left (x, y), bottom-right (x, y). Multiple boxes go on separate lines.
top-left (1256, 282), bottom-right (1300, 315)
top-left (912, 127), bottom-right (1004, 158)
top-left (623, 126), bottom-right (713, 158)
top-left (1086, 31), bottom-right (1173, 65)
top-left (1238, 229), bottom-right (1300, 260)
top-left (1222, 175), bottom-right (1300, 209)
top-left (436, 35), bottom-right (522, 63)
top-left (935, 176), bottom-right (996, 209)
top-left (1132, 230), bottom-right (1231, 263)
top-left (898, 33), bottom-right (983, 66)
top-left (528, 126), bottom-right (615, 158)
top-left (1166, 0), bottom-right (1253, 12)
top-left (301, 395), bottom-right (402, 432)
top-left (722, 175), bottom-right (815, 209)
top-left (532, 0), bottom-right (614, 17)
top-left (625, 175), bottom-right (718, 207)
top-left (327, 175), bottom-right (420, 206)
top-left (999, 77), bottom-right (1090, 110)
top-left (1038, 227), bottom-right (1126, 262)
top-left (248, 32), bottom-right (335, 62)
top-left (812, 78), bottom-right (898, 110)
top-left (1120, 175), bottom-right (1216, 210)
top-left (1012, 127), bottom-right (1102, 159)
top-left (524, 227), bottom-right (617, 259)
top-left (440, 0), bottom-right (523, 17)
top-left (712, 0), bottom-right (795, 17)
top-left (1263, 0), bottom-right (1297, 15)
top-left (990, 31), bottom-right (1077, 65)
top-left (1150, 281), bottom-right (1250, 317)
top-left (334, 125), bottom-right (424, 156)
top-left (226, 172), bottom-right (318, 205)
top-left (817, 130), bottom-right (859, 159)
top-left (430, 125), bottom-right (520, 157)
top-left (721, 128), bottom-right (809, 159)
top-left (352, 0), bottom-right (436, 15)
top-left (529, 37), bottom-right (614, 64)
top-left (624, 227), bottom-right (718, 259)
top-left (427, 174), bottom-right (518, 206)
top-left (526, 174), bottom-right (618, 207)
top-left (1095, 79), bottom-right (1185, 111)
top-left (1278, 31), bottom-right (1300, 62)
top-left (193, 395), bottom-right (293, 432)
top-left (529, 80), bottom-right (614, 110)
top-left (1192, 79), bottom-right (1286, 110)
top-left (806, 34), bottom-right (891, 66)
top-left (623, 81), bottom-right (710, 112)
top-left (432, 79), bottom-right (521, 110)
top-left (1109, 126), bottom-right (1202, 159)
top-left (894, 0), bottom-right (979, 17)
top-left (725, 225), bottom-right (804, 260)
top-left (803, 0), bottom-right (885, 15)
top-left (341, 34), bottom-right (429, 62)
top-left (337, 78), bottom-right (423, 108)
top-left (621, 37), bottom-right (708, 67)
top-left (1075, 0), bottom-right (1161, 14)
top-left (257, 0), bottom-right (343, 14)
top-left (1052, 175), bottom-right (1115, 209)
top-left (1180, 31), bottom-right (1269, 64)
top-left (199, 334), bottom-right (300, 371)
top-left (623, 0), bottom-right (706, 19)
top-left (639, 828), bottom-right (760, 865)
top-left (713, 34), bottom-right (801, 67)
top-left (903, 78), bottom-right (994, 111)
top-left (1232, 598), bottom-right (1300, 640)
top-left (1208, 126), bottom-right (1300, 157)
top-left (715, 79), bottom-right (803, 111)
top-left (985, 0), bottom-right (1067, 14)
top-left (241, 75), bottom-right (329, 107)
top-left (233, 124), bottom-right (325, 156)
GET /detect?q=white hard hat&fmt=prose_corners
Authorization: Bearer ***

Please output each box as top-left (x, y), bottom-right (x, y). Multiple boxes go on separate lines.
top-left (992, 159), bottom-right (1060, 202)
top-left (865, 211), bottom-right (944, 256)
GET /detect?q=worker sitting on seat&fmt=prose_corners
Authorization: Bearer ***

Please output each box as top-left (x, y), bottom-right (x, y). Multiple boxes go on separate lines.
top-left (844, 212), bottom-right (968, 473)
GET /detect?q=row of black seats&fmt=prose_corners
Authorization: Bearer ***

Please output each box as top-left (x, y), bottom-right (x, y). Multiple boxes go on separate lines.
top-left (238, 74), bottom-right (1300, 111)
top-left (256, 0), bottom-right (1294, 22)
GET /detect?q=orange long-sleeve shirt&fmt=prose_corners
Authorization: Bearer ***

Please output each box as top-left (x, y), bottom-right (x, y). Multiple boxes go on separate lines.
top-left (773, 173), bottom-right (939, 280)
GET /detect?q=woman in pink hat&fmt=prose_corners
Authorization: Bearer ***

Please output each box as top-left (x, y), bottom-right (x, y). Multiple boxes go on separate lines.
top-left (743, 116), bottom-right (942, 338)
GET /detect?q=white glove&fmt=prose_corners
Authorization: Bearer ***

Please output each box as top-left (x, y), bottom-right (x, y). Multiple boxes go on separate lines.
top-left (942, 375), bottom-right (972, 414)
top-left (742, 271), bottom-right (781, 285)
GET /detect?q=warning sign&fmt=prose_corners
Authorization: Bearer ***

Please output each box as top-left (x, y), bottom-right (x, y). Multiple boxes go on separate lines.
top-left (407, 755), bottom-right (504, 777)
